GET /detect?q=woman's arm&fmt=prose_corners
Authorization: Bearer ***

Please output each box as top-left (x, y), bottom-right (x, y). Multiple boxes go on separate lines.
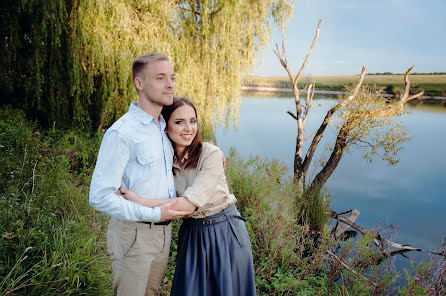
top-left (117, 188), bottom-right (170, 207)
top-left (117, 188), bottom-right (196, 213)
top-left (169, 197), bottom-right (197, 212)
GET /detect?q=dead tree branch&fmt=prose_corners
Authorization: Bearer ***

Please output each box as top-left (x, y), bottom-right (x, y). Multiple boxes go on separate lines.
top-left (327, 210), bottom-right (446, 258)
top-left (333, 209), bottom-right (360, 240)
top-left (287, 111), bottom-right (298, 120)
top-left (302, 66), bottom-right (367, 179)
top-left (377, 66), bottom-right (424, 117)
top-left (273, 39), bottom-right (294, 86)
top-left (294, 20), bottom-right (321, 90)
top-left (326, 250), bottom-right (376, 285)
top-left (303, 84), bottom-right (315, 121)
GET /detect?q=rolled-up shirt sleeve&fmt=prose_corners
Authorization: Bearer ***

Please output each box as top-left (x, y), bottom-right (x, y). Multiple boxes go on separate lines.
top-left (89, 130), bottom-right (161, 222)
top-left (182, 149), bottom-right (223, 208)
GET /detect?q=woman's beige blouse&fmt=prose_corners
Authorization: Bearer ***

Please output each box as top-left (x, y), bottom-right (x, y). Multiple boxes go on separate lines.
top-left (173, 142), bottom-right (236, 218)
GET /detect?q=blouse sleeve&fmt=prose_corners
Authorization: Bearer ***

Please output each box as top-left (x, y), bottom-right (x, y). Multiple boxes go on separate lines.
top-left (182, 147), bottom-right (224, 208)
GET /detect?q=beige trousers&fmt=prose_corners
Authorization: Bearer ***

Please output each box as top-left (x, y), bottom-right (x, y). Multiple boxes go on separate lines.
top-left (107, 217), bottom-right (172, 296)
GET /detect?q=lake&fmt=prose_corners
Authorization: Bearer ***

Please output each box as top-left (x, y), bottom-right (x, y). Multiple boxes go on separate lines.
top-left (216, 94), bottom-right (446, 264)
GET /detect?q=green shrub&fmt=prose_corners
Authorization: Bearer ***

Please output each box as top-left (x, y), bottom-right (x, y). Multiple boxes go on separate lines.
top-left (0, 105), bottom-right (110, 295)
top-left (225, 149), bottom-right (332, 295)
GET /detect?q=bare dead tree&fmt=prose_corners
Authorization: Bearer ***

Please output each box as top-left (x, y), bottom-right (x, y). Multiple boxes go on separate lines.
top-left (273, 19), bottom-right (321, 192)
top-left (273, 20), bottom-right (424, 194)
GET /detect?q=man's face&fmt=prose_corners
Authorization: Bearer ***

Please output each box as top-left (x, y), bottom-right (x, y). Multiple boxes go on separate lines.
top-left (137, 60), bottom-right (175, 107)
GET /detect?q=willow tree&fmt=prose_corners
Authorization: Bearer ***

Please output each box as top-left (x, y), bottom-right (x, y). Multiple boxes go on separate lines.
top-left (1, 0), bottom-right (294, 133)
top-left (171, 0), bottom-right (294, 136)
top-left (274, 20), bottom-right (424, 194)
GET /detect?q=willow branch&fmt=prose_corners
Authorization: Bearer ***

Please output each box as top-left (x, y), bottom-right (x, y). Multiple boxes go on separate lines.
top-left (177, 6), bottom-right (200, 16)
top-left (208, 3), bottom-right (223, 19)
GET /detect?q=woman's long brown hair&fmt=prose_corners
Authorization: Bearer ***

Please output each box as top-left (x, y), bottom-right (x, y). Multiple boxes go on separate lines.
top-left (161, 97), bottom-right (202, 169)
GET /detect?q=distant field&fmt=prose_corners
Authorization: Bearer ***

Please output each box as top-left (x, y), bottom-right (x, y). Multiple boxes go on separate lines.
top-left (242, 74), bottom-right (446, 97)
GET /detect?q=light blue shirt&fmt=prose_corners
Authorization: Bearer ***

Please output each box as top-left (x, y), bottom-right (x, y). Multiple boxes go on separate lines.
top-left (89, 102), bottom-right (176, 222)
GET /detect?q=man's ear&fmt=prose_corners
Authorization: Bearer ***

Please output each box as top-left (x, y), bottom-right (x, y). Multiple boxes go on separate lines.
top-left (134, 76), bottom-right (143, 92)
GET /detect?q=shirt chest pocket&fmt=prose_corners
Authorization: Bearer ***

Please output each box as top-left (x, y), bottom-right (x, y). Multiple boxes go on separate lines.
top-left (135, 152), bottom-right (163, 179)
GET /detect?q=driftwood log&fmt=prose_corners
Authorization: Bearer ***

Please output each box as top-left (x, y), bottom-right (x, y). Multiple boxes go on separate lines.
top-left (332, 209), bottom-right (360, 240)
top-left (329, 209), bottom-right (445, 257)
top-left (325, 209), bottom-right (446, 287)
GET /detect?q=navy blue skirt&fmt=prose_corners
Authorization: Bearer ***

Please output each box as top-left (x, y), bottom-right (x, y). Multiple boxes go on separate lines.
top-left (170, 204), bottom-right (256, 296)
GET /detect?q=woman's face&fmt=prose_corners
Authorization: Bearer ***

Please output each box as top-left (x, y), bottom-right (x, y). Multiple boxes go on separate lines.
top-left (166, 104), bottom-right (198, 153)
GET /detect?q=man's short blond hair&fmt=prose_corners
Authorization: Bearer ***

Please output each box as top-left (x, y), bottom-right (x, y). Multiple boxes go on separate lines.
top-left (132, 52), bottom-right (169, 83)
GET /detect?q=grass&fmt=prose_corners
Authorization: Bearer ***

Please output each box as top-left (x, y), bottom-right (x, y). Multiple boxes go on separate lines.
top-left (243, 74), bottom-right (446, 97)
top-left (1, 104), bottom-right (444, 295)
top-left (0, 105), bottom-right (111, 295)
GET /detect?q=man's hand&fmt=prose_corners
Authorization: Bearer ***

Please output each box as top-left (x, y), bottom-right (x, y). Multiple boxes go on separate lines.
top-left (159, 198), bottom-right (194, 221)
top-left (222, 153), bottom-right (226, 170)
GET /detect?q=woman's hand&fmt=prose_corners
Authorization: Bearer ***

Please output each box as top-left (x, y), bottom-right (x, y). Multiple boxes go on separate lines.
top-left (117, 187), bottom-right (141, 203)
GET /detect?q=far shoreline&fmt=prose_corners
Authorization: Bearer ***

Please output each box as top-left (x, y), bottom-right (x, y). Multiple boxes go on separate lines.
top-left (241, 86), bottom-right (446, 101)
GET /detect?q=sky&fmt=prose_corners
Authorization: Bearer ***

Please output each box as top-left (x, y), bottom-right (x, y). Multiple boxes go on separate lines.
top-left (252, 0), bottom-right (446, 76)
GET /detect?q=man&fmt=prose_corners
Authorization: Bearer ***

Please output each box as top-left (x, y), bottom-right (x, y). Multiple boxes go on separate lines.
top-left (89, 52), bottom-right (189, 296)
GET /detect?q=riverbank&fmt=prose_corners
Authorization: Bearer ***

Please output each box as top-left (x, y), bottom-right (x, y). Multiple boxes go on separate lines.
top-left (241, 86), bottom-right (446, 101)
top-left (242, 74), bottom-right (446, 100)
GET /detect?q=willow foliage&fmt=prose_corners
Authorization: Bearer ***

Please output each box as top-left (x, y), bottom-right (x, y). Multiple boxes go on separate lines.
top-left (1, 0), bottom-right (294, 131)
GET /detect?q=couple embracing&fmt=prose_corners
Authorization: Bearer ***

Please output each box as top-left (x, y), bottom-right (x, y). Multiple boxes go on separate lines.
top-left (89, 53), bottom-right (256, 296)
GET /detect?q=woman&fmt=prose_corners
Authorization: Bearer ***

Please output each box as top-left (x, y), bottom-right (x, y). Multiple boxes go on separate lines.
top-left (119, 97), bottom-right (256, 296)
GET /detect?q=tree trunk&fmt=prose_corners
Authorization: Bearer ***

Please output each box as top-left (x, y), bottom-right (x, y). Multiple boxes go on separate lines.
top-left (308, 122), bottom-right (349, 193)
top-left (294, 118), bottom-right (305, 190)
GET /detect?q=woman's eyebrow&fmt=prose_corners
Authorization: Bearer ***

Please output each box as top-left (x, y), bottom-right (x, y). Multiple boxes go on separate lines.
top-left (173, 116), bottom-right (196, 120)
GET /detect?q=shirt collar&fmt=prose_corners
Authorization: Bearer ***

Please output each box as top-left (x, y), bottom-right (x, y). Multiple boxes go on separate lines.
top-left (128, 102), bottom-right (166, 128)
top-left (173, 152), bottom-right (188, 169)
